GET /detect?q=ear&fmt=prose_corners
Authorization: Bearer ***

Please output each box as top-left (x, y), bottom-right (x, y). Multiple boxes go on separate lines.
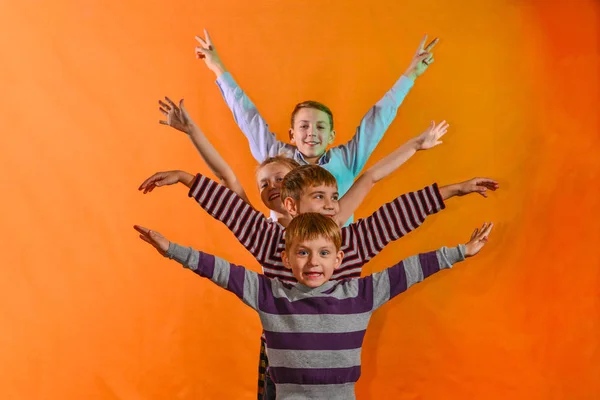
top-left (334, 250), bottom-right (344, 270)
top-left (328, 130), bottom-right (336, 144)
top-left (281, 250), bottom-right (292, 270)
top-left (283, 196), bottom-right (298, 216)
top-left (289, 128), bottom-right (295, 143)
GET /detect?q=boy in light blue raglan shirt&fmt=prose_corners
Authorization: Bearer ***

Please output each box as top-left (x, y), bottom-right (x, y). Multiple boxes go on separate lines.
top-left (194, 30), bottom-right (439, 225)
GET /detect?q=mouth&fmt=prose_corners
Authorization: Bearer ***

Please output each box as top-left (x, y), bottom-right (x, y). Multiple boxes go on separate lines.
top-left (268, 193), bottom-right (281, 201)
top-left (303, 271), bottom-right (323, 280)
top-left (304, 141), bottom-right (320, 147)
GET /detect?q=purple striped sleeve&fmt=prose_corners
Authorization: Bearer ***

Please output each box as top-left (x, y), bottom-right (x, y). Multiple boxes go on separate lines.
top-left (187, 173), bottom-right (285, 268)
top-left (339, 184), bottom-right (446, 270)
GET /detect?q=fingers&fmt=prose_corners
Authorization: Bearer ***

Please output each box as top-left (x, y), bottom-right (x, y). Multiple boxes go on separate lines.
top-left (417, 34), bottom-right (428, 53)
top-left (159, 100), bottom-right (170, 111)
top-left (139, 234), bottom-right (153, 245)
top-left (134, 225), bottom-right (150, 235)
top-left (165, 96), bottom-right (177, 110)
top-left (195, 46), bottom-right (208, 59)
top-left (195, 34), bottom-right (209, 49)
top-left (423, 55), bottom-right (434, 66)
top-left (138, 173), bottom-right (162, 191)
top-left (159, 120), bottom-right (168, 125)
top-left (424, 37), bottom-right (439, 52)
top-left (475, 222), bottom-right (493, 241)
top-left (204, 29), bottom-right (213, 47)
top-left (471, 228), bottom-right (479, 240)
top-left (480, 222), bottom-right (494, 240)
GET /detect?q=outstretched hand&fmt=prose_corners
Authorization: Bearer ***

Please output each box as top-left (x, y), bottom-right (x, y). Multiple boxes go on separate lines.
top-left (404, 35), bottom-right (439, 80)
top-left (195, 29), bottom-right (227, 76)
top-left (415, 120), bottom-right (449, 150)
top-left (455, 178), bottom-right (500, 198)
top-left (138, 170), bottom-right (195, 194)
top-left (464, 222), bottom-right (494, 257)
top-left (158, 97), bottom-right (195, 134)
top-left (134, 225), bottom-right (170, 255)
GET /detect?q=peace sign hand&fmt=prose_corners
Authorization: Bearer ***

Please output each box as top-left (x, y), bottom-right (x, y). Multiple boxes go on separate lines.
top-left (404, 34), bottom-right (439, 80)
top-left (195, 29), bottom-right (227, 77)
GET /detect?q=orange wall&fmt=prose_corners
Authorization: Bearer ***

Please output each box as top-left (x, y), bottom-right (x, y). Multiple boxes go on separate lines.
top-left (1, 0), bottom-right (598, 398)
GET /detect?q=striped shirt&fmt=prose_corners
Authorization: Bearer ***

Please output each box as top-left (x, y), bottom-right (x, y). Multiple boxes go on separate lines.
top-left (188, 173), bottom-right (446, 282)
top-left (166, 243), bottom-right (466, 399)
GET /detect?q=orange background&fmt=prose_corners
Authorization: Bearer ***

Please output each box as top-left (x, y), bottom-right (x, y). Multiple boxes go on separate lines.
top-left (1, 0), bottom-right (598, 399)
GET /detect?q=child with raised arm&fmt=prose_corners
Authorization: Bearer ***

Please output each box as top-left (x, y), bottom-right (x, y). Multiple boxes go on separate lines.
top-left (149, 96), bottom-right (464, 227)
top-left (194, 30), bottom-right (439, 223)
top-left (134, 214), bottom-right (493, 399)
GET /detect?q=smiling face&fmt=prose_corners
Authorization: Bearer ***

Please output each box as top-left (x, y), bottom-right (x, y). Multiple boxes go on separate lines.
top-left (282, 236), bottom-right (343, 287)
top-left (289, 107), bottom-right (335, 162)
top-left (256, 162), bottom-right (294, 214)
top-left (285, 184), bottom-right (340, 219)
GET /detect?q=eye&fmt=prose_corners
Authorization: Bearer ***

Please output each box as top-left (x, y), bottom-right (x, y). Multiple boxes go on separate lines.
top-left (300, 125), bottom-right (308, 129)
top-left (314, 195), bottom-right (323, 199)
top-left (332, 195), bottom-right (339, 201)
top-left (297, 250), bottom-right (308, 256)
top-left (318, 126), bottom-right (325, 130)
top-left (320, 250), bottom-right (330, 256)
top-left (276, 177), bottom-right (283, 182)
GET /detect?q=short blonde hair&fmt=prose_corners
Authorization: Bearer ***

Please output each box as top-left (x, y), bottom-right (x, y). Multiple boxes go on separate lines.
top-left (281, 165), bottom-right (337, 201)
top-left (285, 213), bottom-right (342, 251)
top-left (257, 155), bottom-right (300, 174)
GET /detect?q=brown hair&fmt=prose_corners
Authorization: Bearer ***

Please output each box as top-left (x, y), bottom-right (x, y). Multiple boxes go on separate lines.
top-left (285, 213), bottom-right (342, 251)
top-left (281, 165), bottom-right (337, 201)
top-left (290, 101), bottom-right (334, 130)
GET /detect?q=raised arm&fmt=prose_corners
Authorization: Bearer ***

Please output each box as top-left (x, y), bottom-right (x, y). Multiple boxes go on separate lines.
top-left (187, 173), bottom-right (288, 274)
top-left (370, 222), bottom-right (493, 309)
top-left (194, 29), bottom-right (288, 162)
top-left (337, 35), bottom-right (440, 176)
top-left (158, 96), bottom-right (251, 204)
top-left (335, 120), bottom-right (448, 225)
top-left (133, 225), bottom-right (264, 311)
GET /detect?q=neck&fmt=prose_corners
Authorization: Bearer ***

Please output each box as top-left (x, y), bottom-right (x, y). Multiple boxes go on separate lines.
top-left (274, 210), bottom-right (292, 227)
top-left (303, 155), bottom-right (322, 164)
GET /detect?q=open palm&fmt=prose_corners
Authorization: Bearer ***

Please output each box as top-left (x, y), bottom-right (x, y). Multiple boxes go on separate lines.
top-left (416, 120), bottom-right (449, 150)
top-left (158, 97), bottom-right (194, 134)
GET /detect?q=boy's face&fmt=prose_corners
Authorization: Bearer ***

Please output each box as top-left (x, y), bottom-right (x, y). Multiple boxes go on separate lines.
top-left (256, 163), bottom-right (294, 214)
top-left (284, 184), bottom-right (340, 219)
top-left (282, 237), bottom-right (344, 287)
top-left (289, 108), bottom-right (335, 161)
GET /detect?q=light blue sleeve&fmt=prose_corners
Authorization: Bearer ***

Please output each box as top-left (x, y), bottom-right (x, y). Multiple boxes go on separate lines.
top-left (215, 72), bottom-right (288, 162)
top-left (335, 75), bottom-right (415, 176)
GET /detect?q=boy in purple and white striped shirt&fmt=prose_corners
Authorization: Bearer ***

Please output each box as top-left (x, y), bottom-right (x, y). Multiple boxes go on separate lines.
top-left (134, 214), bottom-right (493, 399)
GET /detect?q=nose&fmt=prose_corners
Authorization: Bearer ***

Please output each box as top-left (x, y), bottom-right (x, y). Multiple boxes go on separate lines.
top-left (324, 197), bottom-right (334, 210)
top-left (308, 253), bottom-right (320, 267)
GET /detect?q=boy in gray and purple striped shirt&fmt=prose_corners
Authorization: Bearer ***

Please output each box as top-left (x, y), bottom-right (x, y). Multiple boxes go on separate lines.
top-left (135, 214), bottom-right (493, 399)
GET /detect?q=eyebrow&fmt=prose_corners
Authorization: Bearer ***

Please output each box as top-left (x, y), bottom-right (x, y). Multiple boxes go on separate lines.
top-left (299, 120), bottom-right (328, 124)
top-left (309, 190), bottom-right (339, 196)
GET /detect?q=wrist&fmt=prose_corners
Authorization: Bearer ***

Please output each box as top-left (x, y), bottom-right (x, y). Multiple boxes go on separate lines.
top-left (211, 63), bottom-right (227, 78)
top-left (407, 137), bottom-right (422, 151)
top-left (184, 122), bottom-right (200, 136)
top-left (177, 171), bottom-right (196, 188)
top-left (403, 70), bottom-right (417, 81)
top-left (439, 183), bottom-right (459, 200)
